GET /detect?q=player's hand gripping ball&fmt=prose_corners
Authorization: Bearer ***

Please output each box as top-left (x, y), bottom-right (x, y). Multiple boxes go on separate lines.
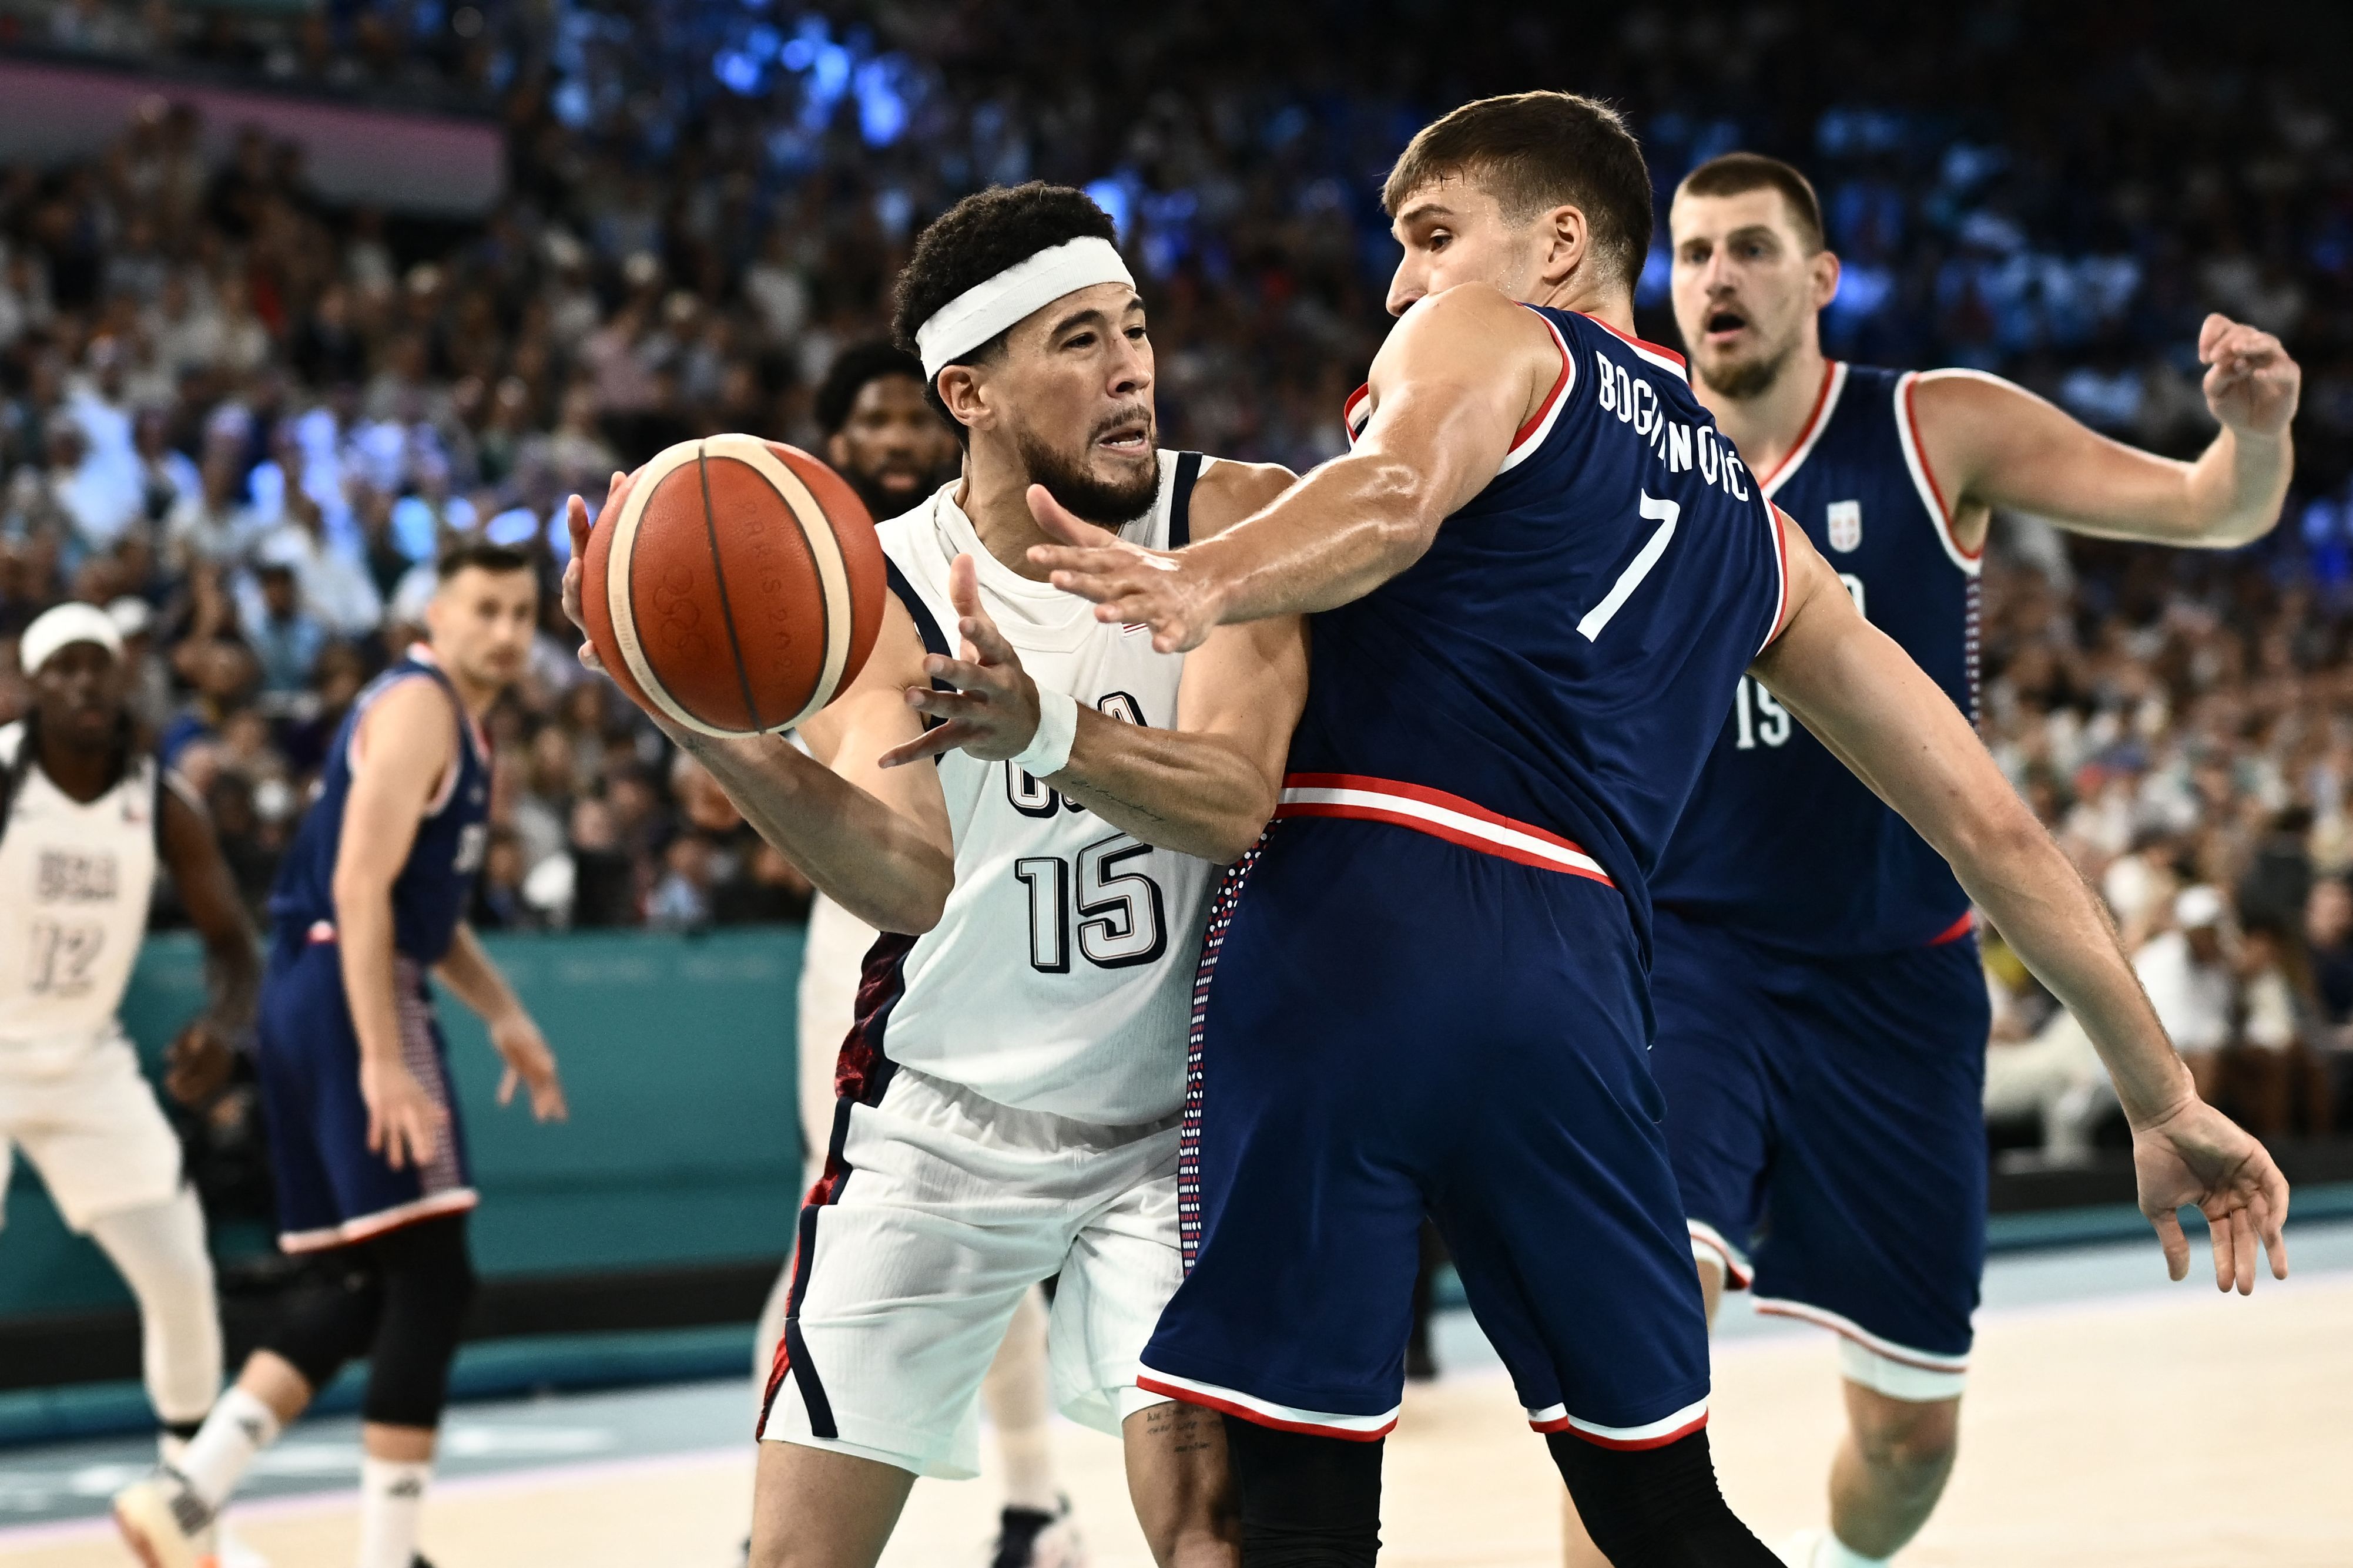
top-left (579, 434), bottom-right (887, 734)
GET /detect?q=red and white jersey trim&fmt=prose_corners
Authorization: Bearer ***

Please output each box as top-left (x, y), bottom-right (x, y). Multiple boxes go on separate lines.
top-left (1526, 1393), bottom-right (1711, 1449)
top-left (279, 1188), bottom-right (478, 1254)
top-left (1761, 503), bottom-right (1795, 654)
top-left (1751, 1295), bottom-right (1970, 1374)
top-left (1687, 1220), bottom-right (1755, 1288)
top-left (1758, 361), bottom-right (1848, 499)
top-left (1895, 372), bottom-right (1982, 577)
top-left (1275, 773), bottom-right (1614, 886)
top-left (1577, 311), bottom-right (1688, 381)
top-left (1496, 310), bottom-right (1576, 474)
top-left (1342, 382), bottom-right (1372, 444)
top-left (1137, 1368), bottom-right (1398, 1441)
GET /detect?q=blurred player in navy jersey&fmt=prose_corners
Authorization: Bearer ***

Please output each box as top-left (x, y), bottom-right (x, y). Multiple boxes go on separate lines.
top-left (118, 543), bottom-right (569, 1568)
top-left (1037, 93), bottom-right (2287, 1568)
top-left (1545, 152), bottom-right (2302, 1568)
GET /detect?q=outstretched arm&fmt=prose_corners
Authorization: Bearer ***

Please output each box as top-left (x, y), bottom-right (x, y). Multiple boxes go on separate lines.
top-left (1753, 529), bottom-right (2288, 1291)
top-left (1028, 284), bottom-right (1557, 652)
top-left (1920, 314), bottom-right (2298, 550)
top-left (562, 483), bottom-right (954, 934)
top-left (881, 462), bottom-right (1309, 862)
top-left (156, 775), bottom-right (260, 1105)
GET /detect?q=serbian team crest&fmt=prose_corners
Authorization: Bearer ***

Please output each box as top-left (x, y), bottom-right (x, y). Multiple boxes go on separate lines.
top-left (1826, 499), bottom-right (1862, 552)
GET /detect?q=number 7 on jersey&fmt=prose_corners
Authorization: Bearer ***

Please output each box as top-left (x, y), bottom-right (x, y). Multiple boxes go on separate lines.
top-left (1577, 491), bottom-right (1680, 642)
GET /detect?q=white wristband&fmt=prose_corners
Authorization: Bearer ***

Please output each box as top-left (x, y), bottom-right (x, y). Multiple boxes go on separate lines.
top-left (1013, 687), bottom-right (1079, 778)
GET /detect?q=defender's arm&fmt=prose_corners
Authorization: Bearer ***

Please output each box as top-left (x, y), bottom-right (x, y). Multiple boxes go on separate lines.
top-left (1919, 314), bottom-right (2298, 550)
top-left (1028, 284), bottom-right (1557, 652)
top-left (332, 674), bottom-right (458, 1169)
top-left (155, 775), bottom-right (260, 1104)
top-left (562, 488), bottom-right (954, 935)
top-left (1751, 530), bottom-right (2288, 1291)
top-left (884, 462), bottom-right (1309, 863)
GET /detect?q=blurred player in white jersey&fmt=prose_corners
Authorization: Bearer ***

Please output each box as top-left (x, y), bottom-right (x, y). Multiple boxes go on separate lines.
top-left (565, 183), bottom-right (1310, 1568)
top-left (1, 602), bottom-right (262, 1562)
top-left (742, 341), bottom-right (1082, 1567)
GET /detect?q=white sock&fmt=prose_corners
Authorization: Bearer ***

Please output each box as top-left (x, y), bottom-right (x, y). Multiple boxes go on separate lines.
top-left (356, 1456), bottom-right (431, 1568)
top-left (1815, 1530), bottom-right (1891, 1568)
top-left (177, 1387), bottom-right (281, 1508)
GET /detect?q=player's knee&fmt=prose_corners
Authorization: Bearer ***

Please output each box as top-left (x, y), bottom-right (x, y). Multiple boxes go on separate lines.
top-left (1846, 1388), bottom-right (1959, 1482)
top-left (1548, 1426), bottom-right (1775, 1566)
top-left (361, 1216), bottom-right (477, 1429)
top-left (1219, 1415), bottom-right (1381, 1567)
top-left (267, 1258), bottom-right (388, 1392)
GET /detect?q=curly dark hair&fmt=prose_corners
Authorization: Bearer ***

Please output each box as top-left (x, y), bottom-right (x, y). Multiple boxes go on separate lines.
top-left (813, 340), bottom-right (926, 437)
top-left (890, 183), bottom-right (1118, 443)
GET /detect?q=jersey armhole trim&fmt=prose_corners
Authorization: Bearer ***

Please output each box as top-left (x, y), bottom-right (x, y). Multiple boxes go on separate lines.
top-left (1498, 311), bottom-right (1576, 474)
top-left (348, 670), bottom-right (465, 817)
top-left (1167, 450), bottom-right (1205, 548)
top-left (1342, 383), bottom-right (1372, 445)
top-left (1896, 372), bottom-right (1982, 577)
top-left (1760, 503), bottom-right (1795, 655)
top-left (882, 558), bottom-right (957, 742)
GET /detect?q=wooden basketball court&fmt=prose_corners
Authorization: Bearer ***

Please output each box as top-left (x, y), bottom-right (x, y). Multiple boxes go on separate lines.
top-left (4, 1266), bottom-right (2343, 1568)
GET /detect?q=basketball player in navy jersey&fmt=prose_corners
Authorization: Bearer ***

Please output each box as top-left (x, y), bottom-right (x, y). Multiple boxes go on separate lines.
top-left (1547, 153), bottom-right (2303, 1568)
top-left (118, 543), bottom-right (569, 1568)
top-left (1034, 93), bottom-right (2287, 1568)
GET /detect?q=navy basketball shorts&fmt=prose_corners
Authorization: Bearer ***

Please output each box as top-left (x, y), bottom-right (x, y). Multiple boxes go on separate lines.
top-left (1648, 907), bottom-right (1992, 1399)
top-left (1139, 814), bottom-right (1714, 1449)
top-left (255, 928), bottom-right (477, 1254)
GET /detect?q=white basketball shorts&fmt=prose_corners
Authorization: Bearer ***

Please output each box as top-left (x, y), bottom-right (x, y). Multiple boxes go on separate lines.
top-left (0, 1028), bottom-right (185, 1233)
top-left (759, 1063), bottom-right (1181, 1478)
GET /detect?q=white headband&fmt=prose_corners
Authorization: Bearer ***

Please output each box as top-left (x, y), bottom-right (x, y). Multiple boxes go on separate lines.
top-left (20, 602), bottom-right (123, 676)
top-left (914, 236), bottom-right (1137, 378)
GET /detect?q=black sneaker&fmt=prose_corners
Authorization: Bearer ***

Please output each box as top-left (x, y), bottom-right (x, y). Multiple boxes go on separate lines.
top-left (989, 1496), bottom-right (1085, 1568)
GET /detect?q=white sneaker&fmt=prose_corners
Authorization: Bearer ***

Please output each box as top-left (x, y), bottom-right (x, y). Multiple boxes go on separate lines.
top-left (216, 1522), bottom-right (271, 1568)
top-left (1774, 1527), bottom-right (1826, 1568)
top-left (112, 1468), bottom-right (216, 1568)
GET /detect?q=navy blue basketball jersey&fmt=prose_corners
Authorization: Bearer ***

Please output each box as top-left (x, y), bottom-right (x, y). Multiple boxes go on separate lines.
top-left (1284, 306), bottom-right (1790, 946)
top-left (1653, 363), bottom-right (1980, 953)
top-left (268, 647), bottom-right (492, 964)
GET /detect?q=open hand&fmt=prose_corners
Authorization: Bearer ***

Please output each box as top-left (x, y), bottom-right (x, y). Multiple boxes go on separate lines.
top-left (1024, 484), bottom-right (1222, 654)
top-left (2131, 1096), bottom-right (2290, 1294)
top-left (491, 1012), bottom-right (568, 1122)
top-left (562, 469), bottom-right (640, 675)
top-left (879, 553), bottom-right (1048, 768)
top-left (2199, 313), bottom-right (2301, 438)
top-left (360, 1056), bottom-right (448, 1171)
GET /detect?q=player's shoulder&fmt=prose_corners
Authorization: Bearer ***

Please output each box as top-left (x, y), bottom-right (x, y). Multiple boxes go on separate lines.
top-left (1903, 365), bottom-right (2039, 426)
top-left (1188, 458), bottom-right (1293, 538)
top-left (0, 721), bottom-right (21, 766)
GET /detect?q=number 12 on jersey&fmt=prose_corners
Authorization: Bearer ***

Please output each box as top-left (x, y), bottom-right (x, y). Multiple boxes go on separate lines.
top-left (1014, 835), bottom-right (1167, 973)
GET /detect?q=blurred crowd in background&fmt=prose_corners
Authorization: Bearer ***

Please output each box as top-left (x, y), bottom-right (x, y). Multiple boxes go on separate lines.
top-left (2, 1), bottom-right (2352, 1143)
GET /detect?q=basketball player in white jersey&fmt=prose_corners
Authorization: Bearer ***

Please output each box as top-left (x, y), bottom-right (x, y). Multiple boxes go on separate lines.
top-left (562, 183), bottom-right (1308, 1568)
top-left (1, 602), bottom-right (262, 1556)
top-left (751, 340), bottom-right (1082, 1568)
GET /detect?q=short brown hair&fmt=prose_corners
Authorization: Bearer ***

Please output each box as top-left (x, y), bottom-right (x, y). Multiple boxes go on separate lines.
top-left (1382, 92), bottom-right (1654, 290)
top-left (1676, 153), bottom-right (1825, 254)
top-left (437, 540), bottom-right (535, 580)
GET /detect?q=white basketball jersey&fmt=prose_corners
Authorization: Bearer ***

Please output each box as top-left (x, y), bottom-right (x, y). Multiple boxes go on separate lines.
top-left (869, 454), bottom-right (1218, 1123)
top-left (0, 723), bottom-right (162, 1067)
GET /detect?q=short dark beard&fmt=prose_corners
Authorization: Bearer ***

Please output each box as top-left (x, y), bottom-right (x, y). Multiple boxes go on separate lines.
top-left (1014, 424), bottom-right (1160, 527)
top-left (1697, 339), bottom-right (1795, 400)
top-left (846, 460), bottom-right (948, 522)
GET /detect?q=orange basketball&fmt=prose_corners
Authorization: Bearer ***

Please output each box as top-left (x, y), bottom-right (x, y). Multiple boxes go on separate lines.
top-left (581, 434), bottom-right (887, 736)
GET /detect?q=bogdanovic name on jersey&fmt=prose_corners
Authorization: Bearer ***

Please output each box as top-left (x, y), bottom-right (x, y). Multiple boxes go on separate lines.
top-left (870, 454), bottom-right (1216, 1125)
top-left (0, 723), bottom-right (163, 1065)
